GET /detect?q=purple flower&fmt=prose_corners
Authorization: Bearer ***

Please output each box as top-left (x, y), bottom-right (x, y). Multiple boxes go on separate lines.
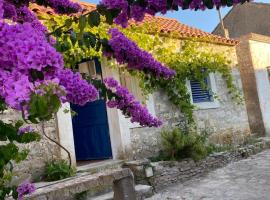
top-left (104, 77), bottom-right (162, 127)
top-left (18, 126), bottom-right (35, 135)
top-left (105, 28), bottom-right (176, 79)
top-left (44, 0), bottom-right (82, 14)
top-left (0, 0), bottom-right (3, 19)
top-left (100, 0), bottom-right (247, 26)
top-left (130, 5), bottom-right (145, 22)
top-left (57, 69), bottom-right (98, 106)
top-left (17, 181), bottom-right (36, 200)
top-left (101, 0), bottom-right (129, 27)
top-left (0, 20), bottom-right (98, 113)
top-left (0, 71), bottom-right (34, 110)
top-left (2, 1), bottom-right (17, 20)
top-left (16, 6), bottom-right (48, 33)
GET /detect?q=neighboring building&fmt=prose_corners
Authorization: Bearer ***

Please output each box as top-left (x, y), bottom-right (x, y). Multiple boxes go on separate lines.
top-left (213, 2), bottom-right (270, 38)
top-left (213, 2), bottom-right (270, 136)
top-left (7, 2), bottom-right (251, 179)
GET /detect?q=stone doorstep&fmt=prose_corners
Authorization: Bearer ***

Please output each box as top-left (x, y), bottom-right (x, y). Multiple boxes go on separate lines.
top-left (92, 185), bottom-right (154, 200)
top-left (77, 160), bottom-right (124, 174)
top-left (25, 168), bottom-right (133, 200)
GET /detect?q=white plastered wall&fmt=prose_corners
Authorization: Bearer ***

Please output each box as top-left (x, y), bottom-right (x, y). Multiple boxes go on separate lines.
top-left (56, 103), bottom-right (77, 166)
top-left (249, 39), bottom-right (270, 135)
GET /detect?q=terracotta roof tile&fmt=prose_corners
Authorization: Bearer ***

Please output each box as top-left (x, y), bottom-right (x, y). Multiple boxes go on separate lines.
top-left (31, 1), bottom-right (238, 46)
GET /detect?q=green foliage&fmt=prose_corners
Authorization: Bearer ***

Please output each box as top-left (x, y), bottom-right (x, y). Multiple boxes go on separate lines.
top-left (44, 159), bottom-right (76, 181)
top-left (159, 128), bottom-right (209, 161)
top-left (124, 32), bottom-right (243, 122)
top-left (0, 121), bottom-right (40, 199)
top-left (40, 13), bottom-right (110, 68)
top-left (0, 98), bottom-right (7, 113)
top-left (27, 83), bottom-right (65, 123)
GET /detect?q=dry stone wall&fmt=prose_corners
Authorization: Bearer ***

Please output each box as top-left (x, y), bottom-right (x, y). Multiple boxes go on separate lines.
top-left (125, 138), bottom-right (270, 190)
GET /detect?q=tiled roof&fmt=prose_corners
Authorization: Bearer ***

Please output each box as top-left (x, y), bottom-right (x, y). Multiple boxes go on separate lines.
top-left (31, 1), bottom-right (238, 46)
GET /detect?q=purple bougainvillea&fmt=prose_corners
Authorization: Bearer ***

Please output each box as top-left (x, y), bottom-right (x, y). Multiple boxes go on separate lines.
top-left (18, 126), bottom-right (35, 135)
top-left (57, 69), bottom-right (98, 106)
top-left (105, 28), bottom-right (176, 79)
top-left (17, 181), bottom-right (36, 200)
top-left (100, 0), bottom-right (250, 27)
top-left (0, 19), bottom-right (98, 112)
top-left (104, 77), bottom-right (162, 127)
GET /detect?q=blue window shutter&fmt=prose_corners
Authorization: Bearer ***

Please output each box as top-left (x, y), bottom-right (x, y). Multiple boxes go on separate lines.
top-left (190, 78), bottom-right (212, 103)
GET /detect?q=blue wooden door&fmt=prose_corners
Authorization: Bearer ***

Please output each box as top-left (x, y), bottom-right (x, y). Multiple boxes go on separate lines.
top-left (71, 59), bottom-right (112, 161)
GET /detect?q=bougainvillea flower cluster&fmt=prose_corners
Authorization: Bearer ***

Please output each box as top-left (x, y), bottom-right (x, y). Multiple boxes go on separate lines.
top-left (100, 0), bottom-right (250, 27)
top-left (57, 69), bottom-right (98, 106)
top-left (0, 16), bottom-right (98, 112)
top-left (0, 0), bottom-right (80, 30)
top-left (104, 77), bottom-right (162, 127)
top-left (18, 126), bottom-right (35, 135)
top-left (17, 181), bottom-right (36, 200)
top-left (105, 28), bottom-right (176, 79)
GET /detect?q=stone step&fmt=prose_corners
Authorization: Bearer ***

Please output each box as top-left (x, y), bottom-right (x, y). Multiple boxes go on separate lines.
top-left (91, 185), bottom-right (154, 200)
top-left (77, 160), bottom-right (124, 174)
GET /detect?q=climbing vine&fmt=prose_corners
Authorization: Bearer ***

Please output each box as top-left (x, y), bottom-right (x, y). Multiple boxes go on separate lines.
top-left (39, 13), bottom-right (243, 123)
top-left (132, 36), bottom-right (243, 122)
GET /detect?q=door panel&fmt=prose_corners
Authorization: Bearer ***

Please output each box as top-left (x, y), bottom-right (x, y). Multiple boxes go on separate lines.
top-left (71, 100), bottom-right (112, 161)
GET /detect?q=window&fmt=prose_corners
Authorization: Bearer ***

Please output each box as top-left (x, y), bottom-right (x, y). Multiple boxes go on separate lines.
top-left (190, 78), bottom-right (213, 103)
top-left (187, 73), bottom-right (220, 109)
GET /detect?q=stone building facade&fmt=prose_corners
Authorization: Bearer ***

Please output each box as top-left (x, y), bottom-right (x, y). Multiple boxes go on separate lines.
top-left (4, 2), bottom-right (254, 179)
top-left (213, 2), bottom-right (270, 136)
top-left (236, 33), bottom-right (270, 136)
top-left (130, 43), bottom-right (250, 159)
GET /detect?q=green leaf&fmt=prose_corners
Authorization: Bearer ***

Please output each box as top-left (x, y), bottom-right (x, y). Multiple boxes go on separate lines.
top-left (70, 31), bottom-right (77, 45)
top-left (78, 15), bottom-right (87, 33)
top-left (54, 28), bottom-right (62, 38)
top-left (83, 32), bottom-right (96, 48)
top-left (64, 18), bottom-right (73, 28)
top-left (88, 11), bottom-right (101, 27)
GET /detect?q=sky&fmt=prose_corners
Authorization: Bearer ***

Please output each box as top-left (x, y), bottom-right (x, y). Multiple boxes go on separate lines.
top-left (82, 0), bottom-right (270, 33)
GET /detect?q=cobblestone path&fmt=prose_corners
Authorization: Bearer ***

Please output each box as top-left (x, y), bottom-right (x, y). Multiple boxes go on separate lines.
top-left (147, 149), bottom-right (270, 200)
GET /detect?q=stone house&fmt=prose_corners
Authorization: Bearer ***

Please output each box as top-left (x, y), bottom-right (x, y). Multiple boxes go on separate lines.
top-left (8, 2), bottom-right (252, 179)
top-left (213, 2), bottom-right (270, 136)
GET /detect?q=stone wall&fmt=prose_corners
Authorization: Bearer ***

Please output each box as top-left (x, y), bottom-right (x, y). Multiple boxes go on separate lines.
top-left (125, 138), bottom-right (270, 190)
top-left (0, 109), bottom-right (60, 181)
top-left (193, 70), bottom-right (250, 144)
top-left (130, 44), bottom-right (251, 159)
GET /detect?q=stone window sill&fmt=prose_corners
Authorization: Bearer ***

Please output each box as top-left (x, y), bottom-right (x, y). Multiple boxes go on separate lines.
top-left (193, 101), bottom-right (220, 110)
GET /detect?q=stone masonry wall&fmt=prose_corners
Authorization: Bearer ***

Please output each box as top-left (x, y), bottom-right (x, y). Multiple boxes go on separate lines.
top-left (193, 70), bottom-right (250, 144)
top-left (130, 43), bottom-right (251, 160)
top-left (125, 138), bottom-right (270, 190)
top-left (0, 109), bottom-right (61, 181)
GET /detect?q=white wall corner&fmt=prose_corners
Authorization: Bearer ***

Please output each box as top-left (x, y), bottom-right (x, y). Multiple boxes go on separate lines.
top-left (255, 68), bottom-right (270, 135)
top-left (56, 103), bottom-right (76, 166)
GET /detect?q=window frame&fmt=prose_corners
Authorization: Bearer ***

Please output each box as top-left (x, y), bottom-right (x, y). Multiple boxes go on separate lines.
top-left (187, 73), bottom-right (220, 110)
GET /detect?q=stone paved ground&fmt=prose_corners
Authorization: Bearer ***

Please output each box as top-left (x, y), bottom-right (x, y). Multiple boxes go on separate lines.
top-left (147, 149), bottom-right (270, 200)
